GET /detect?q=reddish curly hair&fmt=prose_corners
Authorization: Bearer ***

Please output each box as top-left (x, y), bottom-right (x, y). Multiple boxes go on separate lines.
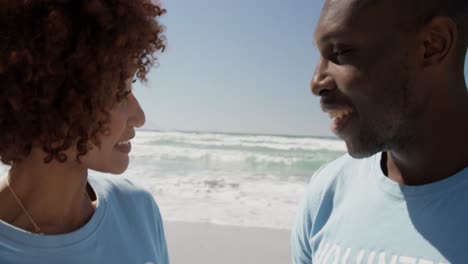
top-left (0, 0), bottom-right (166, 164)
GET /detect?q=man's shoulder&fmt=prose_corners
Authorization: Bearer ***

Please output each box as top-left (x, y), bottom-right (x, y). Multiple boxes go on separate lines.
top-left (315, 153), bottom-right (357, 175)
top-left (307, 153), bottom-right (377, 191)
top-left (296, 153), bottom-right (378, 232)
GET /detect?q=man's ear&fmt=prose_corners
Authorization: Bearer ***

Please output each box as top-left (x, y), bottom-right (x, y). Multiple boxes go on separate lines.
top-left (421, 16), bottom-right (458, 67)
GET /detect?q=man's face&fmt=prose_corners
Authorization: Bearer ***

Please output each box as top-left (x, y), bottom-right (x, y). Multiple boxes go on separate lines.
top-left (312, 0), bottom-right (428, 158)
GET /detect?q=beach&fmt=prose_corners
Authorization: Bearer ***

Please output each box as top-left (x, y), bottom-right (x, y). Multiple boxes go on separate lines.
top-left (91, 130), bottom-right (344, 262)
top-left (0, 130), bottom-right (344, 262)
top-left (164, 221), bottom-right (291, 264)
top-left (125, 130), bottom-right (345, 229)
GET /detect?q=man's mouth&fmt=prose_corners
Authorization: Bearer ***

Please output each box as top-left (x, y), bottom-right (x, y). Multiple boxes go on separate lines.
top-left (327, 108), bottom-right (354, 133)
top-left (328, 109), bottom-right (353, 121)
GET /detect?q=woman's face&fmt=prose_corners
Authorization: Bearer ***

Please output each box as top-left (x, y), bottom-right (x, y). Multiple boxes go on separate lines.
top-left (81, 73), bottom-right (146, 174)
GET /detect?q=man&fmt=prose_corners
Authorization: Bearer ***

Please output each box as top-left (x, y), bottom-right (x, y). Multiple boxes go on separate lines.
top-left (292, 0), bottom-right (468, 263)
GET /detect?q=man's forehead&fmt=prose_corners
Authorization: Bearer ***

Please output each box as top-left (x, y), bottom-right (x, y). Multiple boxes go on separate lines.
top-left (314, 0), bottom-right (359, 46)
top-left (322, 0), bottom-right (387, 14)
top-left (314, 0), bottom-right (397, 46)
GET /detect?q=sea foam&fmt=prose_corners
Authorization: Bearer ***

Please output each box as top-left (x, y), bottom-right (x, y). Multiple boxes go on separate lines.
top-left (0, 130), bottom-right (346, 230)
top-left (109, 130), bottom-right (346, 229)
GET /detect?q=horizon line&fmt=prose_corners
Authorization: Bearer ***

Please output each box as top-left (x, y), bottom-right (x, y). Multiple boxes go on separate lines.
top-left (137, 127), bottom-right (341, 140)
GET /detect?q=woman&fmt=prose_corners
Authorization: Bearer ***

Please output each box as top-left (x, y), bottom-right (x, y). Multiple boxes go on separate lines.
top-left (0, 0), bottom-right (168, 263)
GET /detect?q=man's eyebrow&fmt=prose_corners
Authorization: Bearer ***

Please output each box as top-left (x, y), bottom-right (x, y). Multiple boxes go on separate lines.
top-left (314, 33), bottom-right (337, 48)
top-left (315, 27), bottom-right (351, 48)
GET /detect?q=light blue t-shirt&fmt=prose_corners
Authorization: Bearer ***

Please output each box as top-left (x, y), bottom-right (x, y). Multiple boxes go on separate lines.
top-left (0, 174), bottom-right (169, 264)
top-left (292, 153), bottom-right (468, 264)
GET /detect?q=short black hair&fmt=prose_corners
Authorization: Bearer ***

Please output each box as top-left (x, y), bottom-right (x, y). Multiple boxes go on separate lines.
top-left (426, 0), bottom-right (468, 43)
top-left (355, 0), bottom-right (467, 52)
top-left (356, 0), bottom-right (467, 43)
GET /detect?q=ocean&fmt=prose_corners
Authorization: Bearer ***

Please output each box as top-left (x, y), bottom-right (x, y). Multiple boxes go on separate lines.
top-left (116, 130), bottom-right (346, 230)
top-left (1, 130), bottom-right (347, 230)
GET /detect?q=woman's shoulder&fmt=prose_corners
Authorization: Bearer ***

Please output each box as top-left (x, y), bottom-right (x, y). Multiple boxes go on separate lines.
top-left (89, 174), bottom-right (146, 193)
top-left (87, 175), bottom-right (167, 260)
top-left (88, 174), bottom-right (160, 214)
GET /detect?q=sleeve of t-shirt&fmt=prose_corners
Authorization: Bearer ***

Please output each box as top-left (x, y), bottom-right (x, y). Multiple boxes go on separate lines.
top-left (147, 194), bottom-right (170, 264)
top-left (291, 164), bottom-right (328, 264)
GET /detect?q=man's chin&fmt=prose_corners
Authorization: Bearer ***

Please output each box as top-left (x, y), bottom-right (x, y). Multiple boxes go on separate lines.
top-left (345, 140), bottom-right (382, 159)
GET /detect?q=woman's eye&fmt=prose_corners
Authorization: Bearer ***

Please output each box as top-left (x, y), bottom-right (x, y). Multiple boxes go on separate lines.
top-left (121, 91), bottom-right (131, 99)
top-left (132, 78), bottom-right (137, 84)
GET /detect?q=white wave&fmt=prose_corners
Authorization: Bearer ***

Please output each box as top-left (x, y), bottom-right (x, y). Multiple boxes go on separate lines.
top-left (122, 131), bottom-right (344, 229)
top-left (0, 130), bottom-right (345, 230)
top-left (93, 167), bottom-right (309, 230)
top-left (135, 130), bottom-right (346, 152)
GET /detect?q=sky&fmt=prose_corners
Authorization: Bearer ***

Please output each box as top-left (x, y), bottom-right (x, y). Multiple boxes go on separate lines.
top-left (133, 0), bottom-right (468, 137)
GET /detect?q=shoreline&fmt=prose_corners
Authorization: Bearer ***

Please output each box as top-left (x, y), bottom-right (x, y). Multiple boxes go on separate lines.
top-left (164, 221), bottom-right (292, 264)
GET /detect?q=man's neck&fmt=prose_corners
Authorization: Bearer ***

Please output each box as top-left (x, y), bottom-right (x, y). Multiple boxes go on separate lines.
top-left (385, 85), bottom-right (468, 185)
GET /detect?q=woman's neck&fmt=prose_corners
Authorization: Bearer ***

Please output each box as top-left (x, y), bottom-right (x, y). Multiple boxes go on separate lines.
top-left (0, 148), bottom-right (96, 234)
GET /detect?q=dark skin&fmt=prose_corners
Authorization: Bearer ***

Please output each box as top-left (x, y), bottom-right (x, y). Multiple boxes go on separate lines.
top-left (311, 0), bottom-right (468, 185)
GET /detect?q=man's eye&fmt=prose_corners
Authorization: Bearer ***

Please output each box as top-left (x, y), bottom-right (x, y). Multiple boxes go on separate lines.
top-left (330, 48), bottom-right (354, 65)
top-left (334, 49), bottom-right (352, 56)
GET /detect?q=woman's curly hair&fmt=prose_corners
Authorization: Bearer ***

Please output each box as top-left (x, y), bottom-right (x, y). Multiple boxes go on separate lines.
top-left (0, 0), bottom-right (166, 164)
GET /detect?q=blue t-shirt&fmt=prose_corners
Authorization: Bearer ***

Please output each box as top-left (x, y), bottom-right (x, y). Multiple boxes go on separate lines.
top-left (292, 153), bottom-right (468, 264)
top-left (0, 174), bottom-right (169, 264)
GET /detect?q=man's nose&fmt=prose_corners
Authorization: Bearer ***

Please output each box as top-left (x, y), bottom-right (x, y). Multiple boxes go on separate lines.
top-left (310, 58), bottom-right (335, 96)
top-left (128, 94), bottom-right (146, 128)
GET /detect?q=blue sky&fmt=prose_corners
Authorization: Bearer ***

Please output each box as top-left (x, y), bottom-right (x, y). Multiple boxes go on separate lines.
top-left (134, 0), bottom-right (468, 137)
